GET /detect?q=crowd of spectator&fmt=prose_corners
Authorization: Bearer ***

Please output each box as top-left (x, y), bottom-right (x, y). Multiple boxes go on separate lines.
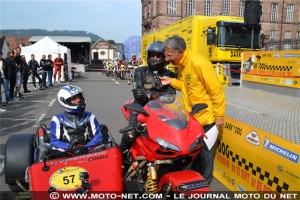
top-left (0, 47), bottom-right (64, 113)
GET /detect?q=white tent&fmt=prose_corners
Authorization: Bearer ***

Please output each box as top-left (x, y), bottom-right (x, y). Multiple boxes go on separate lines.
top-left (21, 36), bottom-right (72, 81)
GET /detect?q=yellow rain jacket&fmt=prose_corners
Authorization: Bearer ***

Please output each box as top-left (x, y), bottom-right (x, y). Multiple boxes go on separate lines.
top-left (170, 48), bottom-right (226, 125)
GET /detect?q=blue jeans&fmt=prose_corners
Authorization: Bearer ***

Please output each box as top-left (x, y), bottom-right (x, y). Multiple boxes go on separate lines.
top-left (1, 78), bottom-right (11, 103)
top-left (47, 71), bottom-right (53, 86)
top-left (41, 71), bottom-right (47, 87)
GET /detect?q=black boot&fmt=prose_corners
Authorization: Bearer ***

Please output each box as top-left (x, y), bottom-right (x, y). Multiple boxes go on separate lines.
top-left (119, 112), bottom-right (137, 133)
top-left (120, 129), bottom-right (140, 157)
top-left (120, 129), bottom-right (139, 151)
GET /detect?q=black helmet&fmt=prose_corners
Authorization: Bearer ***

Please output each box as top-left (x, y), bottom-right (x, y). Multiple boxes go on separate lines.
top-left (147, 41), bottom-right (166, 71)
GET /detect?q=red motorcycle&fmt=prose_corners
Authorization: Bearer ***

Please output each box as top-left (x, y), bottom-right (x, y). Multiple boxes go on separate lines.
top-left (121, 94), bottom-right (210, 198)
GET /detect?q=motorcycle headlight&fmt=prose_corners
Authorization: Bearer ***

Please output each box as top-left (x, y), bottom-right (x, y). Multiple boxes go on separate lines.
top-left (155, 138), bottom-right (181, 152)
top-left (188, 136), bottom-right (203, 152)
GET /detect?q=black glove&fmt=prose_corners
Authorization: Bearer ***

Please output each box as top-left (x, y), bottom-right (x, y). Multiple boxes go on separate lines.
top-left (68, 143), bottom-right (88, 155)
top-left (132, 88), bottom-right (150, 100)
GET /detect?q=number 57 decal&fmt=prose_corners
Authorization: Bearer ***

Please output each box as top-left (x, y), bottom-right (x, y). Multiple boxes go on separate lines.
top-left (50, 167), bottom-right (87, 190)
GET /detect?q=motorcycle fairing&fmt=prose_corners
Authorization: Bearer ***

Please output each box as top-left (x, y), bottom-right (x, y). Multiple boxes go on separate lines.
top-left (143, 105), bottom-right (204, 155)
top-left (121, 100), bottom-right (146, 123)
top-left (158, 170), bottom-right (210, 195)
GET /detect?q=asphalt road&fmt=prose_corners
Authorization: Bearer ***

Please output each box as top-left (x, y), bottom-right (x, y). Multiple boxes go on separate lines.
top-left (0, 72), bottom-right (228, 198)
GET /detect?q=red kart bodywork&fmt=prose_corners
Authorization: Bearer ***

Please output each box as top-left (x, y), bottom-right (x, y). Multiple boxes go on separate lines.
top-left (28, 146), bottom-right (122, 199)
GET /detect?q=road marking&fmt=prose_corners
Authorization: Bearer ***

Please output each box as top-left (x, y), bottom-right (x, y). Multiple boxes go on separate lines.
top-left (115, 81), bottom-right (120, 84)
top-left (226, 102), bottom-right (260, 114)
top-left (1, 118), bottom-right (37, 121)
top-left (11, 100), bottom-right (49, 103)
top-left (33, 114), bottom-right (46, 127)
top-left (49, 99), bottom-right (56, 107)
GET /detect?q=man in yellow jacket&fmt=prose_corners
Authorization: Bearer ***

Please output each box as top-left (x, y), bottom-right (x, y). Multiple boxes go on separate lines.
top-left (161, 35), bottom-right (226, 184)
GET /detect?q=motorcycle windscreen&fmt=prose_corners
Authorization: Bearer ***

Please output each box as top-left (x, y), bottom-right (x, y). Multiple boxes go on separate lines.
top-left (147, 96), bottom-right (189, 130)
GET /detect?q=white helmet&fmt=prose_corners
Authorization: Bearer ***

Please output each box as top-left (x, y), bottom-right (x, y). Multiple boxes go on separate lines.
top-left (57, 85), bottom-right (86, 114)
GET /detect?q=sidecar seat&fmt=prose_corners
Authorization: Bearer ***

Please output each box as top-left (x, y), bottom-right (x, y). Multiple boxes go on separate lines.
top-left (34, 124), bottom-right (51, 162)
top-left (34, 124), bottom-right (112, 162)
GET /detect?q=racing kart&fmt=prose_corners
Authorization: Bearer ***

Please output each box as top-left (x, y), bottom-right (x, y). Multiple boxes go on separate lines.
top-left (4, 124), bottom-right (122, 199)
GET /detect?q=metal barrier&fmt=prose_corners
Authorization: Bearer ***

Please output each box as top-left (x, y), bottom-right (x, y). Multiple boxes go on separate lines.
top-left (264, 39), bottom-right (300, 51)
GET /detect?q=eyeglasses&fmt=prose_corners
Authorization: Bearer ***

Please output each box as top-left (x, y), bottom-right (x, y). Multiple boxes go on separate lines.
top-left (164, 53), bottom-right (176, 58)
top-left (164, 49), bottom-right (179, 58)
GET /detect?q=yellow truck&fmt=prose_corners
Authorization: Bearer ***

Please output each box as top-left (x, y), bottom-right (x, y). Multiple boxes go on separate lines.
top-left (141, 15), bottom-right (261, 86)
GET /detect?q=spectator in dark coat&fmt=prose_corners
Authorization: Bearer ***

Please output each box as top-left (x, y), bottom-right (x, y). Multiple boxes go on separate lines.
top-left (21, 55), bottom-right (31, 93)
top-left (45, 54), bottom-right (54, 86)
top-left (4, 49), bottom-right (17, 99)
top-left (39, 55), bottom-right (47, 89)
top-left (28, 54), bottom-right (42, 90)
top-left (14, 47), bottom-right (23, 98)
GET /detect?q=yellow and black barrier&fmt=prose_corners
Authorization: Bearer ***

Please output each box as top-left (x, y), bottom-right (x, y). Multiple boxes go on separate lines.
top-left (241, 51), bottom-right (300, 88)
top-left (213, 116), bottom-right (300, 192)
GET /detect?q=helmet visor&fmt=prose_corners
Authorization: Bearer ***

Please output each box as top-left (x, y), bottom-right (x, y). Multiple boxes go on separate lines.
top-left (149, 52), bottom-right (163, 60)
top-left (66, 93), bottom-right (85, 107)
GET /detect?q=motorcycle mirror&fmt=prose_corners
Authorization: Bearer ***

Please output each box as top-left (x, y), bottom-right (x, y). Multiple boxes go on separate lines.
top-left (124, 103), bottom-right (150, 116)
top-left (190, 104), bottom-right (208, 116)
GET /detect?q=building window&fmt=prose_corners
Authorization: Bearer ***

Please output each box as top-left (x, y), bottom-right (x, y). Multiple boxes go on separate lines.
top-left (148, 1), bottom-right (151, 17)
top-left (186, 0), bottom-right (195, 16)
top-left (239, 0), bottom-right (246, 17)
top-left (144, 5), bottom-right (147, 19)
top-left (269, 30), bottom-right (276, 50)
top-left (284, 31), bottom-right (292, 40)
top-left (204, 0), bottom-right (213, 16)
top-left (222, 0), bottom-right (231, 16)
top-left (269, 30), bottom-right (277, 51)
top-left (167, 0), bottom-right (177, 15)
top-left (286, 4), bottom-right (294, 22)
top-left (270, 30), bottom-right (276, 39)
top-left (153, 0), bottom-right (157, 16)
top-left (270, 3), bottom-right (278, 22)
top-left (284, 31), bottom-right (292, 50)
top-left (297, 31), bottom-right (300, 39)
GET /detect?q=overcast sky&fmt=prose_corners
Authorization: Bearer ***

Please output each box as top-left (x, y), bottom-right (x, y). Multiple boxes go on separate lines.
top-left (0, 0), bottom-right (142, 43)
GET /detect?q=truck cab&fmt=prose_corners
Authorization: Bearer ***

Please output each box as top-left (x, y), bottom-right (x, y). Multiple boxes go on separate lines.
top-left (141, 15), bottom-right (261, 86)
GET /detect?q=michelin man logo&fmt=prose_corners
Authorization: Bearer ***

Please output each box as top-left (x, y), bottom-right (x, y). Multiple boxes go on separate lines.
top-left (263, 137), bottom-right (270, 149)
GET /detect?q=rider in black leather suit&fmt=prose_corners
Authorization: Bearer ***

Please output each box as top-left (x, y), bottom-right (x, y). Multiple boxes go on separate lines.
top-left (120, 41), bottom-right (176, 155)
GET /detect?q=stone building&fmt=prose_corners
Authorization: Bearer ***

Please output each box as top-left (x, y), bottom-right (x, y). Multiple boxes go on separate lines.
top-left (141, 0), bottom-right (300, 49)
top-left (91, 37), bottom-right (116, 62)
